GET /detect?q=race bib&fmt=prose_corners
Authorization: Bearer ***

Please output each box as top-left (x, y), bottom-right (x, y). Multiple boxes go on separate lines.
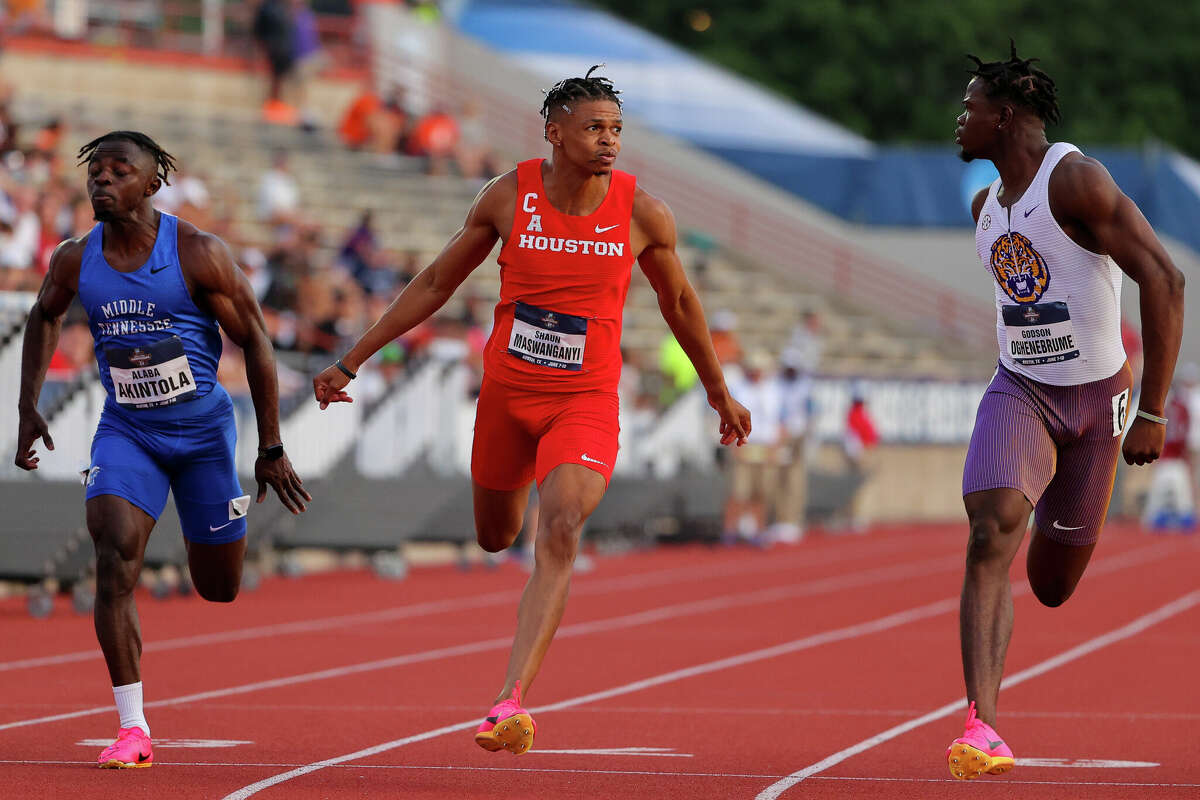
top-left (507, 301), bottom-right (587, 371)
top-left (1002, 302), bottom-right (1080, 366)
top-left (105, 335), bottom-right (198, 409)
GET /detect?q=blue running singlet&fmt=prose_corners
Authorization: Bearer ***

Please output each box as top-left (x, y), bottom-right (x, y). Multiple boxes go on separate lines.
top-left (77, 213), bottom-right (249, 543)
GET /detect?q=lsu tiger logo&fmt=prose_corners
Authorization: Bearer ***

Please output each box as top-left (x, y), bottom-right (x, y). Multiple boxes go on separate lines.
top-left (990, 231), bottom-right (1050, 303)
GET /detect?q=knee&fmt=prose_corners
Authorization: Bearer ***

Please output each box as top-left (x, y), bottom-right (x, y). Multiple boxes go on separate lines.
top-left (194, 579), bottom-right (240, 604)
top-left (965, 512), bottom-right (1023, 570)
top-left (1031, 582), bottom-right (1071, 608)
top-left (476, 523), bottom-right (520, 554)
top-left (92, 538), bottom-right (140, 603)
top-left (536, 506), bottom-right (584, 567)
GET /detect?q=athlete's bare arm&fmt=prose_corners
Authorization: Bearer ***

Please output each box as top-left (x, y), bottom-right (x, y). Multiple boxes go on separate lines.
top-left (179, 223), bottom-right (310, 513)
top-left (312, 171), bottom-right (516, 408)
top-left (14, 237), bottom-right (86, 470)
top-left (1050, 155), bottom-right (1186, 465)
top-left (971, 187), bottom-right (989, 223)
top-left (632, 189), bottom-right (751, 446)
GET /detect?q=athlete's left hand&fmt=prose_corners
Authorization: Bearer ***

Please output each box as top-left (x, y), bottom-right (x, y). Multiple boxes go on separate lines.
top-left (313, 364), bottom-right (354, 410)
top-left (1122, 415), bottom-right (1165, 465)
top-left (710, 389), bottom-right (752, 447)
top-left (256, 451), bottom-right (312, 514)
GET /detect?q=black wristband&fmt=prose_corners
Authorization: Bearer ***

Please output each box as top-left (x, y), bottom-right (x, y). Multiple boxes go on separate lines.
top-left (335, 359), bottom-right (357, 380)
top-left (258, 443), bottom-right (285, 461)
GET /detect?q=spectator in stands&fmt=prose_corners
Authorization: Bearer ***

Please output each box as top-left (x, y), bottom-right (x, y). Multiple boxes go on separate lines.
top-left (657, 332), bottom-right (698, 406)
top-left (1184, 363), bottom-right (1200, 505)
top-left (842, 387), bottom-right (880, 532)
top-left (253, 0), bottom-right (298, 124)
top-left (407, 105), bottom-right (459, 175)
top-left (455, 100), bottom-right (498, 180)
top-left (783, 309), bottom-right (823, 374)
top-left (152, 164), bottom-right (210, 223)
top-left (290, 0), bottom-right (326, 131)
top-left (771, 354), bottom-right (814, 543)
top-left (722, 350), bottom-right (782, 545)
top-left (0, 183), bottom-right (39, 273)
top-left (257, 149), bottom-right (302, 226)
top-left (338, 79), bottom-right (382, 150)
top-left (1141, 380), bottom-right (1195, 531)
top-left (709, 309), bottom-right (743, 366)
top-left (339, 209), bottom-right (378, 281)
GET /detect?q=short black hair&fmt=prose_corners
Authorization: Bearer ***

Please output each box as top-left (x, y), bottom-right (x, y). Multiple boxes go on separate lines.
top-left (967, 42), bottom-right (1060, 126)
top-left (540, 64), bottom-right (622, 122)
top-left (77, 131), bottom-right (178, 185)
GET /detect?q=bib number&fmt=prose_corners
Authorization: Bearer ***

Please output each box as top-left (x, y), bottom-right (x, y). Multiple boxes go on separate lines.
top-left (105, 336), bottom-right (198, 409)
top-left (1002, 301), bottom-right (1080, 366)
top-left (507, 301), bottom-right (588, 371)
top-left (1112, 388), bottom-right (1130, 437)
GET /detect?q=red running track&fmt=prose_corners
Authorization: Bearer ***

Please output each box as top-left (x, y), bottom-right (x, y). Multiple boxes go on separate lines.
top-left (1, 523), bottom-right (1198, 799)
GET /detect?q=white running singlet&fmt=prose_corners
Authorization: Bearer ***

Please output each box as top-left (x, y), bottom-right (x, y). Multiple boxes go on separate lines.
top-left (975, 142), bottom-right (1126, 386)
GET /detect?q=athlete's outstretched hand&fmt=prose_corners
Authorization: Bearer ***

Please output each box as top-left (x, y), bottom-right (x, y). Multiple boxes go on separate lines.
top-left (14, 409), bottom-right (54, 471)
top-left (1122, 415), bottom-right (1165, 466)
top-left (313, 363), bottom-right (354, 410)
top-left (710, 389), bottom-right (751, 447)
top-left (256, 450), bottom-right (311, 514)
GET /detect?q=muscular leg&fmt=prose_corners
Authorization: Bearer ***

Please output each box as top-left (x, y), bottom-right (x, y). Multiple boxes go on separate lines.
top-left (185, 538), bottom-right (247, 603)
top-left (1026, 532), bottom-right (1098, 608)
top-left (495, 464), bottom-right (606, 702)
top-left (961, 488), bottom-right (1033, 727)
top-left (87, 495), bottom-right (155, 686)
top-left (474, 482), bottom-right (533, 554)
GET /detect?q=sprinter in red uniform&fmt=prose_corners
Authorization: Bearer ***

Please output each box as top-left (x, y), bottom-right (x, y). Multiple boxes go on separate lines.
top-left (313, 67), bottom-right (750, 754)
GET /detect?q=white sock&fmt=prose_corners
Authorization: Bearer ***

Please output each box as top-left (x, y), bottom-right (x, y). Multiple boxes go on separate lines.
top-left (113, 682), bottom-right (150, 737)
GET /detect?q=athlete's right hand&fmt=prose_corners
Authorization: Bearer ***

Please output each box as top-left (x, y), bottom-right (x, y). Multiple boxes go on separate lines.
top-left (710, 389), bottom-right (752, 447)
top-left (14, 409), bottom-right (54, 471)
top-left (313, 364), bottom-right (355, 410)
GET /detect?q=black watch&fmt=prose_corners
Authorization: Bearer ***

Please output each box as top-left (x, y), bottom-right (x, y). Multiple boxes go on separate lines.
top-left (258, 443), bottom-right (285, 461)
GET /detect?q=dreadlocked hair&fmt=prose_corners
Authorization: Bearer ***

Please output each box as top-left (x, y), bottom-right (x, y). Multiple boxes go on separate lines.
top-left (77, 131), bottom-right (178, 185)
top-left (540, 64), bottom-right (622, 122)
top-left (967, 41), bottom-right (1060, 125)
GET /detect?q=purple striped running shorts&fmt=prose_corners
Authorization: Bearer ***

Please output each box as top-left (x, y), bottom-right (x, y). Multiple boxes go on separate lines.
top-left (962, 361), bottom-right (1133, 546)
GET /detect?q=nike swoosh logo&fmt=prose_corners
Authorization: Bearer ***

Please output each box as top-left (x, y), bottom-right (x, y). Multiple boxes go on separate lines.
top-left (150, 263), bottom-right (170, 274)
top-left (138, 752), bottom-right (151, 762)
top-left (1023, 205), bottom-right (1038, 218)
top-left (1052, 520), bottom-right (1087, 531)
top-left (987, 739), bottom-right (1004, 750)
top-left (580, 453), bottom-right (609, 467)
top-left (209, 521), bottom-right (235, 532)
top-left (594, 224), bottom-right (619, 234)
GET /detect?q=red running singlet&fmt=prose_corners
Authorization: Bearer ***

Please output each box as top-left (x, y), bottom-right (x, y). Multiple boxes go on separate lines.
top-left (483, 158), bottom-right (637, 393)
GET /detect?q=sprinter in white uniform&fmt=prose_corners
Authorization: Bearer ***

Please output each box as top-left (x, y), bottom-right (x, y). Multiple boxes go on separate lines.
top-left (946, 45), bottom-right (1185, 781)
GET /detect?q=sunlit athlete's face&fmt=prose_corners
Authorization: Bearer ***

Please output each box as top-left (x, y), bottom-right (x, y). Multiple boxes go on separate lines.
top-left (955, 78), bottom-right (1003, 163)
top-left (546, 100), bottom-right (622, 175)
top-left (87, 140), bottom-right (159, 222)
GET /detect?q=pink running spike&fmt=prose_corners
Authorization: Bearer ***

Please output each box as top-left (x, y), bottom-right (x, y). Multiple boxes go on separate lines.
top-left (474, 680), bottom-right (537, 754)
top-left (97, 727), bottom-right (153, 769)
top-left (946, 701), bottom-right (1015, 780)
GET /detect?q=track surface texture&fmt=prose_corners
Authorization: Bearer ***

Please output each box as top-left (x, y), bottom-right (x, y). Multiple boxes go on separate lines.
top-left (2, 523), bottom-right (1198, 799)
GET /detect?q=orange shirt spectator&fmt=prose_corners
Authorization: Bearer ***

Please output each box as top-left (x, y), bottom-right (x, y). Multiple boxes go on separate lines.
top-left (339, 90), bottom-right (381, 149)
top-left (408, 109), bottom-right (459, 158)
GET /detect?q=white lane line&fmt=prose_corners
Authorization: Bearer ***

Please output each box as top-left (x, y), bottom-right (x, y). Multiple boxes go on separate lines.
top-left (1016, 758), bottom-right (1160, 768)
top-left (0, 534), bottom-right (923, 673)
top-left (754, 588), bottom-right (1200, 799)
top-left (220, 596), bottom-right (966, 799)
top-left (4, 760), bottom-right (1198, 787)
top-left (531, 747), bottom-right (693, 757)
top-left (0, 554), bottom-right (960, 732)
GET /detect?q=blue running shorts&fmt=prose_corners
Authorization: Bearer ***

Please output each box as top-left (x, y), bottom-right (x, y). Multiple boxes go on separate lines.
top-left (85, 386), bottom-right (250, 544)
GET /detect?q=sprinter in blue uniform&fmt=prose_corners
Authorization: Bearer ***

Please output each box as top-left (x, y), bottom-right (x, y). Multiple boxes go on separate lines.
top-left (14, 131), bottom-right (310, 768)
